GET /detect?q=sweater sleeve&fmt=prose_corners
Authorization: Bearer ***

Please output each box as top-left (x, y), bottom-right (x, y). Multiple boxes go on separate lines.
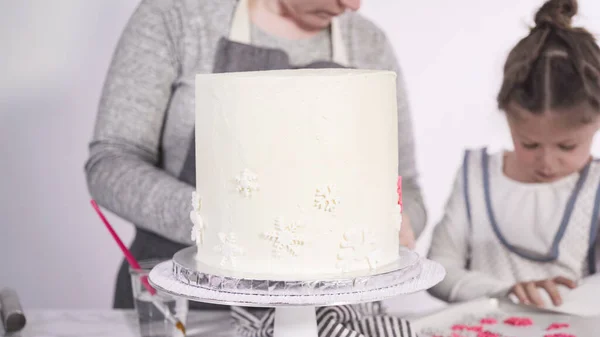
top-left (84, 0), bottom-right (194, 245)
top-left (377, 34), bottom-right (427, 238)
top-left (427, 165), bottom-right (510, 302)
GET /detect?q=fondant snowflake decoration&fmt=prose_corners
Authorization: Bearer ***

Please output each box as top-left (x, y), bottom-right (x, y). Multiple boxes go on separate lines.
top-left (213, 232), bottom-right (244, 267)
top-left (337, 229), bottom-right (383, 272)
top-left (263, 217), bottom-right (305, 257)
top-left (189, 212), bottom-right (205, 244)
top-left (235, 169), bottom-right (259, 197)
top-left (191, 191), bottom-right (202, 211)
top-left (189, 192), bottom-right (205, 244)
top-left (314, 184), bottom-right (340, 212)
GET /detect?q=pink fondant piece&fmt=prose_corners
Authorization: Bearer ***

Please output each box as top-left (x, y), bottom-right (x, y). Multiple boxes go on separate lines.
top-left (452, 324), bottom-right (483, 332)
top-left (547, 323), bottom-right (570, 331)
top-left (503, 316), bottom-right (533, 326)
top-left (480, 318), bottom-right (498, 325)
top-left (477, 331), bottom-right (500, 337)
top-left (397, 176), bottom-right (402, 206)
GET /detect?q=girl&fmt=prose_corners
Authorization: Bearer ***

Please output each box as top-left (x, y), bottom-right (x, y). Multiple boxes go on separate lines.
top-left (428, 0), bottom-right (600, 308)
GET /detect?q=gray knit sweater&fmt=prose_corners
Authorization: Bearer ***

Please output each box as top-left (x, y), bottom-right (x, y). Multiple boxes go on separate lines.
top-left (85, 0), bottom-right (426, 245)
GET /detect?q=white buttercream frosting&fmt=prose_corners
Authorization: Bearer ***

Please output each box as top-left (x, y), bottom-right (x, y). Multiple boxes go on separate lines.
top-left (193, 69), bottom-right (401, 279)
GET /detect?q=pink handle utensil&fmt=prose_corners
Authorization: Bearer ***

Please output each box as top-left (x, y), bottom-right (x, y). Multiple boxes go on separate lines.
top-left (90, 200), bottom-right (185, 335)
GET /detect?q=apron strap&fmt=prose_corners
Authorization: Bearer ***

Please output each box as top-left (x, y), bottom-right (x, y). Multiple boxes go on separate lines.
top-left (229, 0), bottom-right (251, 43)
top-left (228, 0), bottom-right (349, 66)
top-left (462, 149), bottom-right (473, 270)
top-left (331, 18), bottom-right (349, 66)
top-left (482, 148), bottom-right (592, 262)
top-left (587, 165), bottom-right (600, 274)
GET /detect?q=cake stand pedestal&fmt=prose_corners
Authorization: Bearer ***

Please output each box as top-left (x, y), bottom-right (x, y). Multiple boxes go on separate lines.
top-left (149, 247), bottom-right (445, 337)
top-left (274, 307), bottom-right (318, 337)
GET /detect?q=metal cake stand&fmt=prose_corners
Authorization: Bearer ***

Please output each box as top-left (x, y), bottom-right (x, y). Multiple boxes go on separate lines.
top-left (149, 247), bottom-right (445, 337)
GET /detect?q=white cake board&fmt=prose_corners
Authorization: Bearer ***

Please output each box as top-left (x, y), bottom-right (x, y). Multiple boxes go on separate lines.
top-left (149, 250), bottom-right (445, 337)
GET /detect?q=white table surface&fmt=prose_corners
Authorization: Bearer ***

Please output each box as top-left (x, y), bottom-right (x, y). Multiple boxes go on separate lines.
top-left (4, 309), bottom-right (234, 337)
top-left (6, 300), bottom-right (600, 337)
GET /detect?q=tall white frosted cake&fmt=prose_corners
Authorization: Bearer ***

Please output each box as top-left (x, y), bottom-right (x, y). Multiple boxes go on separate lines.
top-left (190, 69), bottom-right (402, 280)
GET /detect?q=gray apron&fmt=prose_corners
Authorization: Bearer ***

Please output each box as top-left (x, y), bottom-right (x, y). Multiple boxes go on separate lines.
top-left (114, 0), bottom-right (349, 310)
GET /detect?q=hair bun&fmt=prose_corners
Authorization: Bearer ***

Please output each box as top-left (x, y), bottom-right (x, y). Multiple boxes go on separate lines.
top-left (534, 0), bottom-right (578, 29)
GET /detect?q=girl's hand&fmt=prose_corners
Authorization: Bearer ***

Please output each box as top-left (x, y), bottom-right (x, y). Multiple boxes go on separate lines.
top-left (509, 276), bottom-right (577, 307)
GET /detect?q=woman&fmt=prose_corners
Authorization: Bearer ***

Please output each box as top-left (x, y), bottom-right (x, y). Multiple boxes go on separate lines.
top-left (85, 0), bottom-right (426, 310)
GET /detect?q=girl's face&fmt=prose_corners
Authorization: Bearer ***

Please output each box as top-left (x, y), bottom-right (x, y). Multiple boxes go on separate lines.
top-left (507, 104), bottom-right (599, 183)
top-left (279, 0), bottom-right (361, 30)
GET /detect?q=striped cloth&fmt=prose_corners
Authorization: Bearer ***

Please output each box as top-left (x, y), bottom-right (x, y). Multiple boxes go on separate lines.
top-left (231, 302), bottom-right (417, 337)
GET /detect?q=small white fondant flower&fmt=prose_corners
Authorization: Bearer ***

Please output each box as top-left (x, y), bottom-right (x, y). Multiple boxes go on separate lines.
top-left (214, 232), bottom-right (244, 267)
top-left (314, 184), bottom-right (340, 213)
top-left (189, 211), bottom-right (205, 244)
top-left (337, 228), bottom-right (382, 271)
top-left (366, 249), bottom-right (383, 270)
top-left (336, 249), bottom-right (354, 272)
top-left (235, 169), bottom-right (259, 197)
top-left (189, 192), bottom-right (205, 244)
top-left (263, 217), bottom-right (305, 258)
top-left (191, 191), bottom-right (202, 211)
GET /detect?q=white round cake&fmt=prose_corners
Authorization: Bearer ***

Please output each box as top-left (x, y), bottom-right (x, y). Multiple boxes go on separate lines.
top-left (190, 69), bottom-right (402, 280)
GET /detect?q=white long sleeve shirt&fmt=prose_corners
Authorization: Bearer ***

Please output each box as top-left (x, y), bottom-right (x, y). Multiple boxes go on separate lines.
top-left (428, 148), bottom-right (600, 302)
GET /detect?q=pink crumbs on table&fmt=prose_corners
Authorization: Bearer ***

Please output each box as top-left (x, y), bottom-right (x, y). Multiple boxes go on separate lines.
top-left (480, 318), bottom-right (498, 325)
top-left (452, 324), bottom-right (483, 332)
top-left (547, 323), bottom-right (570, 330)
top-left (503, 316), bottom-right (533, 326)
top-left (477, 331), bottom-right (500, 337)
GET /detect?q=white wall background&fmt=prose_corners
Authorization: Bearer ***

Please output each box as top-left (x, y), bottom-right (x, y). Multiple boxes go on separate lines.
top-left (1, 0), bottom-right (599, 313)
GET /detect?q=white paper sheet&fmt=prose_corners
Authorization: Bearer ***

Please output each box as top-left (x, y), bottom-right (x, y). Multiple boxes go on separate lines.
top-left (411, 297), bottom-right (598, 337)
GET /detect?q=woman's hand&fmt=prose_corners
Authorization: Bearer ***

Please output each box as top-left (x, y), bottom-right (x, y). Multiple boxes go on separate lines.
top-left (399, 215), bottom-right (416, 250)
top-left (509, 276), bottom-right (577, 307)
